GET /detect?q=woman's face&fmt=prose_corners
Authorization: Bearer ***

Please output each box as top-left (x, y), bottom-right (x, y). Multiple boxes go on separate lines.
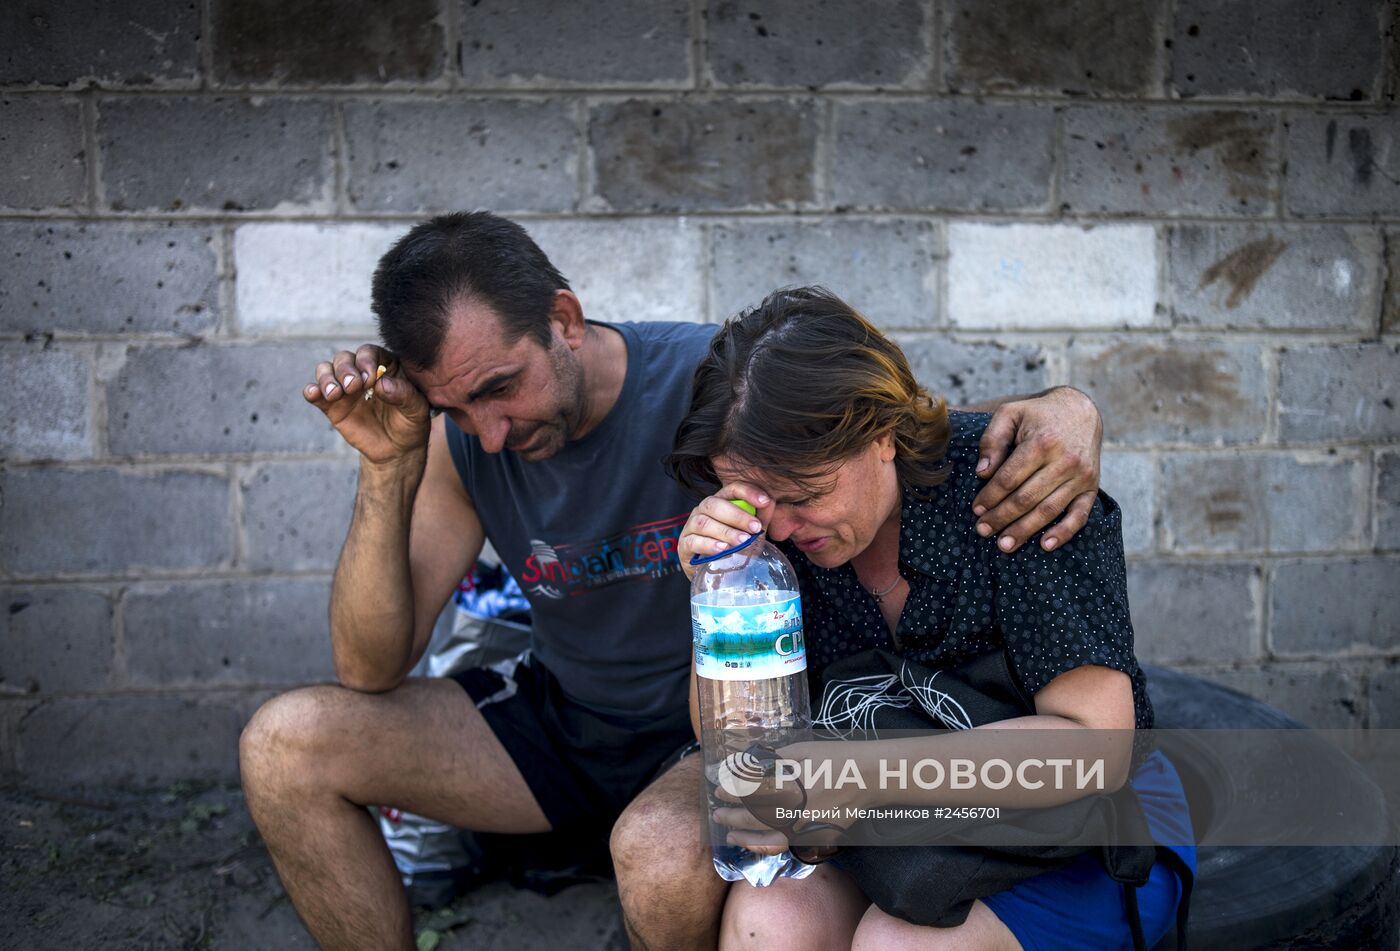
top-left (712, 435), bottom-right (901, 569)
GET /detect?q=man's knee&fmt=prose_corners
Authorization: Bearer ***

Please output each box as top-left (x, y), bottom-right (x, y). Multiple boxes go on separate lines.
top-left (610, 784), bottom-right (710, 882)
top-left (240, 685), bottom-right (351, 795)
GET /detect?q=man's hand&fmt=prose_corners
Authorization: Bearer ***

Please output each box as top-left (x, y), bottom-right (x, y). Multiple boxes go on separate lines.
top-left (972, 386), bottom-right (1102, 554)
top-left (303, 344), bottom-right (433, 465)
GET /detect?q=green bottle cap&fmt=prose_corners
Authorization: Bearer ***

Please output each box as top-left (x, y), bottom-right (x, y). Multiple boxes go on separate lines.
top-left (730, 499), bottom-right (757, 516)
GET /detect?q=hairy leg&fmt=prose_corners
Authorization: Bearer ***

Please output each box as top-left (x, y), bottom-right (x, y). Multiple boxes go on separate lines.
top-left (610, 754), bottom-right (729, 951)
top-left (852, 899), bottom-right (1022, 951)
top-left (240, 679), bottom-right (550, 951)
top-left (719, 863), bottom-right (869, 951)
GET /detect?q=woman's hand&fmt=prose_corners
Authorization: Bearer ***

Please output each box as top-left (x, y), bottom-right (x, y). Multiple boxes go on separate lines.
top-left (712, 740), bottom-right (861, 855)
top-left (677, 484), bottom-right (770, 580)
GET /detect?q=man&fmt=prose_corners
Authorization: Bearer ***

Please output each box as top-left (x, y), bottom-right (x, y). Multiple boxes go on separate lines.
top-left (239, 212), bottom-right (1106, 950)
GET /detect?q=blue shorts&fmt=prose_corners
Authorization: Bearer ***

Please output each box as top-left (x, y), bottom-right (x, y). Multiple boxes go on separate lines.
top-left (981, 751), bottom-right (1197, 950)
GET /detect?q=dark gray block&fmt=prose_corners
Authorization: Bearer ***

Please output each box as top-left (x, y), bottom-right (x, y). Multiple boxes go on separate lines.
top-left (1068, 340), bottom-right (1269, 445)
top-left (0, 98), bottom-right (85, 209)
top-left (0, 587), bottom-right (114, 694)
top-left (13, 691), bottom-right (264, 785)
top-left (1379, 450), bottom-right (1400, 550)
top-left (1277, 343), bottom-right (1400, 442)
top-left (1169, 224), bottom-right (1381, 331)
top-left (460, 0), bottom-right (689, 87)
top-left (0, 0), bottom-right (199, 86)
top-left (1283, 112), bottom-right (1400, 218)
top-left (1270, 558), bottom-right (1400, 655)
top-left (212, 0), bottom-right (447, 86)
top-left (1171, 0), bottom-right (1384, 100)
top-left (1127, 561), bottom-right (1261, 664)
top-left (344, 99), bottom-right (578, 213)
top-left (1384, 230), bottom-right (1400, 334)
top-left (106, 344), bottom-right (349, 456)
top-left (1160, 452), bottom-right (1367, 553)
top-left (590, 99), bottom-right (818, 212)
top-left (240, 462), bottom-right (359, 572)
top-left (98, 97), bottom-right (334, 213)
top-left (832, 100), bottom-right (1054, 212)
top-left (946, 0), bottom-right (1163, 96)
top-left (0, 222), bottom-right (219, 336)
top-left (0, 345), bottom-right (91, 461)
top-left (1062, 106), bottom-right (1278, 217)
top-left (707, 0), bottom-right (929, 89)
top-left (708, 219), bottom-right (939, 327)
top-left (123, 579), bottom-right (333, 687)
top-left (1196, 664), bottom-right (1362, 728)
top-left (0, 469), bottom-right (231, 576)
top-left (896, 337), bottom-right (1049, 407)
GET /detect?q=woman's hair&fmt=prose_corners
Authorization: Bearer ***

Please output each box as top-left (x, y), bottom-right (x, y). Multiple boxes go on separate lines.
top-left (667, 286), bottom-right (951, 498)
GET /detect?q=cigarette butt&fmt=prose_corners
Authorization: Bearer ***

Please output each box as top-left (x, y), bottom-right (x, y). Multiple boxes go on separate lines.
top-left (365, 364), bottom-right (388, 401)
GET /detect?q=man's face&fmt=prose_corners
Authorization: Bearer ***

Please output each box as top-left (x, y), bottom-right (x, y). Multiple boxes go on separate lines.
top-left (405, 298), bottom-right (586, 461)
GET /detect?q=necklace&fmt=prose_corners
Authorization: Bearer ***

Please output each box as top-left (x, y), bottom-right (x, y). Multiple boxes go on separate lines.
top-left (863, 574), bottom-right (902, 604)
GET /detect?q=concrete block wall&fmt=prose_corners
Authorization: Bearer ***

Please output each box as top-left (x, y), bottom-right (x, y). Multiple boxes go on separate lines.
top-left (1, 0), bottom-right (1397, 785)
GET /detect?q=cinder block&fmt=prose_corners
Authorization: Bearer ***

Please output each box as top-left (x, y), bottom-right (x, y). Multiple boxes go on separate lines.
top-left (1061, 106), bottom-right (1278, 217)
top-left (1384, 230), bottom-right (1399, 334)
top-left (1068, 340), bottom-right (1268, 445)
top-left (0, 98), bottom-right (85, 209)
top-left (1171, 0), bottom-right (1384, 100)
top-left (945, 0), bottom-right (1162, 96)
top-left (947, 223), bottom-right (1158, 330)
top-left (106, 343), bottom-right (350, 456)
top-left (123, 579), bottom-right (334, 687)
top-left (707, 0), bottom-right (929, 89)
top-left (1160, 452), bottom-right (1367, 553)
top-left (1379, 449), bottom-right (1400, 550)
top-left (1277, 343), bottom-right (1400, 442)
top-left (241, 462), bottom-right (359, 572)
top-left (1126, 561), bottom-right (1261, 665)
top-left (1364, 663), bottom-right (1400, 727)
top-left (1101, 452), bottom-right (1154, 555)
top-left (896, 337), bottom-right (1049, 408)
top-left (832, 100), bottom-right (1053, 212)
top-left (97, 97), bottom-right (334, 213)
top-left (344, 99), bottom-right (577, 213)
top-left (14, 691), bottom-right (264, 785)
top-left (1283, 112), bottom-right (1400, 217)
top-left (0, 1), bottom-right (199, 86)
top-left (591, 99), bottom-right (818, 212)
top-left (212, 0), bottom-right (447, 86)
top-left (707, 219), bottom-right (939, 327)
top-left (235, 223), bottom-right (399, 336)
top-left (0, 588), bottom-right (114, 694)
top-left (0, 222), bottom-right (219, 336)
top-left (460, 0), bottom-right (689, 87)
top-left (529, 219), bottom-right (704, 325)
top-left (0, 468), bottom-right (231, 576)
top-left (1270, 558), bottom-right (1400, 656)
top-left (0, 346), bottom-right (91, 461)
top-left (1196, 664), bottom-right (1361, 728)
top-left (1169, 224), bottom-right (1380, 331)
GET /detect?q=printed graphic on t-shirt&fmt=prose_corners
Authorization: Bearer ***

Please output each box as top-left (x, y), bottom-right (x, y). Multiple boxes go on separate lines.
top-left (516, 513), bottom-right (688, 600)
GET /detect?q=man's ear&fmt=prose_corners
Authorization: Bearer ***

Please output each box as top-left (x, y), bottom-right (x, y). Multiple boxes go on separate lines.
top-left (549, 289), bottom-right (587, 350)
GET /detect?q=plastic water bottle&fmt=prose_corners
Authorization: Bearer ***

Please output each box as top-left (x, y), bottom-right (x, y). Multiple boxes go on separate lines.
top-left (690, 502), bottom-right (816, 887)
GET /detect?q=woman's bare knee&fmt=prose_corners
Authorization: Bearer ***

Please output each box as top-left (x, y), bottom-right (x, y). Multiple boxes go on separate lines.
top-left (851, 900), bottom-right (1021, 951)
top-left (720, 864), bottom-right (867, 951)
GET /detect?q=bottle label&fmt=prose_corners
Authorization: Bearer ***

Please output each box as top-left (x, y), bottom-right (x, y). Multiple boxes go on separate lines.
top-left (692, 595), bottom-right (806, 681)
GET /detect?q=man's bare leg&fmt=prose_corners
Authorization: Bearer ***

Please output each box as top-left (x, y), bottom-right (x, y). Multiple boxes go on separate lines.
top-left (610, 753), bottom-right (729, 950)
top-left (240, 679), bottom-right (550, 951)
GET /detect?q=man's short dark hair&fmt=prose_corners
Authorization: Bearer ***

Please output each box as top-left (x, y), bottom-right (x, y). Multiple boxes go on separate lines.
top-left (371, 212), bottom-right (571, 369)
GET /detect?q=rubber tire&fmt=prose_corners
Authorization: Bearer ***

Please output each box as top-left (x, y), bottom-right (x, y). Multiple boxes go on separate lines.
top-left (1144, 666), bottom-right (1400, 950)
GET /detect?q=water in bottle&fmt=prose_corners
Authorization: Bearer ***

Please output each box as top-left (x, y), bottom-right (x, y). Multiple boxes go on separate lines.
top-left (690, 511), bottom-right (816, 887)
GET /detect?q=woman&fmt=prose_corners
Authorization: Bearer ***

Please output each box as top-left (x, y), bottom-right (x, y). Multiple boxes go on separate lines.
top-left (669, 287), bottom-right (1194, 951)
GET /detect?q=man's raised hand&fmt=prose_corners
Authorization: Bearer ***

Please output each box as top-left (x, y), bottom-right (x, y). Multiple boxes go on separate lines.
top-left (303, 344), bottom-right (432, 464)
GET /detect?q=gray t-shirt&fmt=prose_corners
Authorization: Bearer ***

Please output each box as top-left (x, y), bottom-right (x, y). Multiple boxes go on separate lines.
top-left (444, 320), bottom-right (716, 719)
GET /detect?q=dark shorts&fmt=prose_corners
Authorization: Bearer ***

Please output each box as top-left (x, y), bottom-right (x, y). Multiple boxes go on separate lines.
top-left (450, 652), bottom-right (696, 834)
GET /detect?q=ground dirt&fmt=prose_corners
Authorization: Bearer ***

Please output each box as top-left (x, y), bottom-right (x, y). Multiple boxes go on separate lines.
top-left (1, 782), bottom-right (626, 950)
